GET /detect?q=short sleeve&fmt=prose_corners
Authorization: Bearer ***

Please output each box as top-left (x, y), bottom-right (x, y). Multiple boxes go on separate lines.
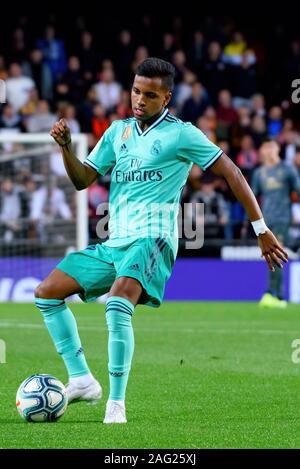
top-left (177, 123), bottom-right (223, 170)
top-left (84, 122), bottom-right (117, 175)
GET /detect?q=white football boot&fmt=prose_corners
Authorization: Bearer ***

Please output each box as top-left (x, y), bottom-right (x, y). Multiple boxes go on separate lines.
top-left (65, 379), bottom-right (102, 404)
top-left (103, 400), bottom-right (127, 424)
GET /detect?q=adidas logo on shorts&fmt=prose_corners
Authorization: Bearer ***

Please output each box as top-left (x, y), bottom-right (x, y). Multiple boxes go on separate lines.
top-left (128, 264), bottom-right (140, 271)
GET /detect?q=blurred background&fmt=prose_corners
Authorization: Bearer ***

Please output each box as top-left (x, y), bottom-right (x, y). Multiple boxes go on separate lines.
top-left (1, 11), bottom-right (300, 302)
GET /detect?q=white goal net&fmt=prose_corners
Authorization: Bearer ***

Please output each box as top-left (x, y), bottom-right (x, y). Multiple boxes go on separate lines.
top-left (0, 133), bottom-right (88, 302)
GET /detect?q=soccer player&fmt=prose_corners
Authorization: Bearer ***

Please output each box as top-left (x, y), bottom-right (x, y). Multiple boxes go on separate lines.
top-left (35, 58), bottom-right (288, 424)
top-left (252, 138), bottom-right (300, 308)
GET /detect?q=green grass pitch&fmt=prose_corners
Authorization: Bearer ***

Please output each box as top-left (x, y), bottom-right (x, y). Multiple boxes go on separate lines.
top-left (0, 301), bottom-right (300, 449)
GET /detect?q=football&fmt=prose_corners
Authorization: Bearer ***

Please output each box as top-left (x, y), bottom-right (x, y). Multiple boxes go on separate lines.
top-left (16, 374), bottom-right (68, 422)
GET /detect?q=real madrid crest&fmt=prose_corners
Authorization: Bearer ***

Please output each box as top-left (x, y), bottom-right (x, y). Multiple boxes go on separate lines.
top-left (122, 125), bottom-right (132, 141)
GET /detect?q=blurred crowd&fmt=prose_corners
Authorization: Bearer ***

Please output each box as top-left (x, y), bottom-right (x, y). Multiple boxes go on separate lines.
top-left (1, 15), bottom-right (300, 249)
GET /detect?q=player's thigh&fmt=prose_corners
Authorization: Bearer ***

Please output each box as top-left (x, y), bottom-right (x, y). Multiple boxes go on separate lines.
top-left (56, 244), bottom-right (116, 302)
top-left (35, 268), bottom-right (82, 299)
top-left (113, 238), bottom-right (175, 307)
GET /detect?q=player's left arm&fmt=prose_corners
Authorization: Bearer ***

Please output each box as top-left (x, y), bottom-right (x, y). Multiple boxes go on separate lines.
top-left (210, 153), bottom-right (288, 272)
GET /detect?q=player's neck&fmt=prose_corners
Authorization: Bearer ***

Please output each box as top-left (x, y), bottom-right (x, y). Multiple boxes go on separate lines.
top-left (266, 159), bottom-right (280, 167)
top-left (137, 108), bottom-right (165, 131)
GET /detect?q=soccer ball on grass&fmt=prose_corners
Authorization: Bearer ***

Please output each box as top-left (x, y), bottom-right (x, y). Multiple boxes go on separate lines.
top-left (16, 374), bottom-right (68, 422)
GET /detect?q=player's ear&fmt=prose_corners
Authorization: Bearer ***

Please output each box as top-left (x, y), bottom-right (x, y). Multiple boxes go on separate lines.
top-left (164, 91), bottom-right (172, 107)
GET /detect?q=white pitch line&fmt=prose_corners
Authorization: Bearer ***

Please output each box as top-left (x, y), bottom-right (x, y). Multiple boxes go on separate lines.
top-left (0, 322), bottom-right (296, 335)
top-left (0, 322), bottom-right (105, 331)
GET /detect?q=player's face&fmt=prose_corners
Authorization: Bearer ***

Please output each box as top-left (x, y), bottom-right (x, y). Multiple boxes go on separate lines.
top-left (260, 142), bottom-right (280, 164)
top-left (131, 75), bottom-right (171, 122)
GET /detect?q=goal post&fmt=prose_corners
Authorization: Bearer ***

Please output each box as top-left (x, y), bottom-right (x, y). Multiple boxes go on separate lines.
top-left (0, 132), bottom-right (89, 301)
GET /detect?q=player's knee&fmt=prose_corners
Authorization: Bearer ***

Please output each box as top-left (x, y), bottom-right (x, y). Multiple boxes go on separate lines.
top-left (110, 277), bottom-right (141, 304)
top-left (34, 282), bottom-right (53, 299)
top-left (111, 288), bottom-right (135, 304)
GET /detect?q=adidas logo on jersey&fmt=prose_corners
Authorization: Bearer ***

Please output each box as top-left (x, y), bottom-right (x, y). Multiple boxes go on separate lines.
top-left (120, 143), bottom-right (128, 153)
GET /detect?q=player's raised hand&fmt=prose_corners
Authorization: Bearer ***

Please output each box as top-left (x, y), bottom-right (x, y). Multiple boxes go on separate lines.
top-left (258, 230), bottom-right (288, 272)
top-left (50, 119), bottom-right (71, 147)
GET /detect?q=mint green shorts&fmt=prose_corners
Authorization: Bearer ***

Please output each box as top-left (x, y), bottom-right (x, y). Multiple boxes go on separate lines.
top-left (57, 238), bottom-right (175, 308)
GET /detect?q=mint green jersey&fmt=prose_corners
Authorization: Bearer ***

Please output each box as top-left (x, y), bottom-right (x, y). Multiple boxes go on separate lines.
top-left (84, 109), bottom-right (223, 254)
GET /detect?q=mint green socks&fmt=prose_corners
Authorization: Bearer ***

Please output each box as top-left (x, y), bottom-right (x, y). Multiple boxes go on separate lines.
top-left (35, 298), bottom-right (90, 377)
top-left (106, 296), bottom-right (135, 401)
top-left (35, 295), bottom-right (135, 401)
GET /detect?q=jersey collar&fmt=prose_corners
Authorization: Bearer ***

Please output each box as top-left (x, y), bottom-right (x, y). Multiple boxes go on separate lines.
top-left (135, 108), bottom-right (168, 137)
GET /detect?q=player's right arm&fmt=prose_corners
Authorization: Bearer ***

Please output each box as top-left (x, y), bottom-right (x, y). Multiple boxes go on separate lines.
top-left (50, 119), bottom-right (98, 190)
top-left (178, 123), bottom-right (288, 272)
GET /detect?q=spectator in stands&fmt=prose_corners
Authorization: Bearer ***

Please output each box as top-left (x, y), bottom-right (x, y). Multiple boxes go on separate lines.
top-left (93, 65), bottom-right (122, 113)
top-left (91, 104), bottom-right (109, 140)
top-left (172, 49), bottom-right (188, 84)
top-left (232, 52), bottom-right (257, 109)
top-left (236, 134), bottom-right (258, 178)
top-left (187, 30), bottom-right (206, 73)
top-left (131, 46), bottom-right (149, 75)
top-left (231, 106), bottom-right (252, 149)
top-left (22, 49), bottom-right (53, 101)
top-left (78, 31), bottom-right (98, 83)
top-left (223, 31), bottom-right (247, 65)
top-left (114, 30), bottom-right (134, 88)
top-left (0, 56), bottom-right (8, 80)
top-left (29, 176), bottom-right (72, 242)
top-left (62, 56), bottom-right (87, 104)
top-left (25, 99), bottom-right (57, 133)
top-left (173, 70), bottom-right (196, 111)
top-left (250, 114), bottom-right (267, 149)
top-left (0, 103), bottom-right (23, 132)
top-left (282, 40), bottom-right (300, 94)
top-left (202, 41), bottom-right (227, 105)
top-left (186, 172), bottom-right (228, 239)
top-left (20, 88), bottom-right (40, 119)
top-left (59, 104), bottom-right (80, 134)
top-left (203, 106), bottom-right (218, 133)
top-left (278, 118), bottom-right (294, 141)
top-left (196, 115), bottom-right (216, 143)
top-left (76, 87), bottom-right (98, 134)
top-left (161, 33), bottom-right (176, 64)
top-left (267, 106), bottom-right (282, 139)
top-left (0, 177), bottom-right (21, 242)
top-left (53, 80), bottom-right (71, 105)
top-left (281, 129), bottom-right (300, 164)
top-left (36, 25), bottom-right (67, 82)
top-left (214, 139), bottom-right (242, 239)
top-left (216, 89), bottom-right (238, 139)
top-left (250, 93), bottom-right (266, 118)
top-left (6, 63), bottom-right (35, 112)
top-left (116, 90), bottom-right (132, 119)
top-left (180, 81), bottom-right (209, 124)
top-left (9, 27), bottom-right (28, 63)
top-left (49, 147), bottom-right (68, 179)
